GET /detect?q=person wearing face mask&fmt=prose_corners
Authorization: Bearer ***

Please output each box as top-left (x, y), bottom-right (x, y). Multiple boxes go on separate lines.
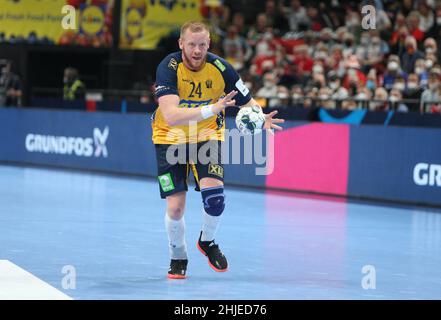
top-left (424, 38), bottom-right (438, 56)
top-left (392, 75), bottom-right (407, 92)
top-left (291, 85), bottom-right (304, 107)
top-left (256, 71), bottom-right (279, 106)
top-left (354, 86), bottom-right (371, 109)
top-left (382, 56), bottom-right (408, 91)
top-left (420, 70), bottom-right (441, 113)
top-left (400, 36), bottom-right (424, 74)
top-left (371, 87), bottom-right (389, 112)
top-left (328, 71), bottom-right (348, 109)
top-left (317, 87), bottom-right (333, 109)
top-left (389, 88), bottom-right (408, 112)
top-left (63, 67), bottom-right (85, 101)
top-left (0, 60), bottom-right (22, 107)
top-left (274, 85), bottom-right (290, 108)
top-left (414, 58), bottom-right (429, 87)
top-left (403, 73), bottom-right (424, 112)
top-left (424, 52), bottom-right (438, 72)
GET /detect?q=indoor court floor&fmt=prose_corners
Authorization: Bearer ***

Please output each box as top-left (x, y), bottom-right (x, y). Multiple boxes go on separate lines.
top-left (1, 164), bottom-right (440, 300)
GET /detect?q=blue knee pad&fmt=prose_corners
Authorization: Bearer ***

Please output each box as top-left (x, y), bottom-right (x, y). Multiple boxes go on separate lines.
top-left (201, 186), bottom-right (225, 216)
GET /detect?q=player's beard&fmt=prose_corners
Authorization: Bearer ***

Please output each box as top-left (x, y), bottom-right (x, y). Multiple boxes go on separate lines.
top-left (182, 48), bottom-right (206, 71)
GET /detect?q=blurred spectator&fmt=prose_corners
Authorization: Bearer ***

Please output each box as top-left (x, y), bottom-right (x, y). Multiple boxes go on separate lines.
top-left (354, 86), bottom-right (372, 109)
top-left (317, 86), bottom-right (333, 109)
top-left (63, 67), bottom-right (85, 101)
top-left (256, 71), bottom-right (279, 107)
top-left (283, 0), bottom-right (309, 32)
top-left (371, 87), bottom-right (389, 112)
top-left (417, 1), bottom-right (435, 33)
top-left (345, 8), bottom-right (361, 36)
top-left (393, 74), bottom-right (407, 92)
top-left (425, 52), bottom-right (438, 70)
top-left (403, 73), bottom-right (424, 112)
top-left (223, 25), bottom-right (253, 72)
top-left (342, 55), bottom-right (367, 94)
top-left (366, 68), bottom-right (378, 92)
top-left (420, 69), bottom-right (441, 113)
top-left (231, 12), bottom-right (248, 38)
top-left (262, 0), bottom-right (289, 35)
top-left (401, 36), bottom-right (424, 74)
top-left (362, 31), bottom-right (389, 71)
top-left (303, 87), bottom-right (317, 108)
top-left (414, 58), bottom-right (429, 86)
top-left (399, 0), bottom-right (415, 17)
top-left (382, 55), bottom-right (407, 90)
top-left (389, 88), bottom-right (408, 112)
top-left (247, 13), bottom-right (269, 48)
top-left (291, 85), bottom-right (304, 107)
top-left (254, 28), bottom-right (279, 58)
top-left (407, 11), bottom-right (425, 42)
top-left (307, 65), bottom-right (326, 89)
top-left (0, 60), bottom-right (22, 107)
top-left (306, 5), bottom-right (324, 31)
top-left (328, 71), bottom-right (349, 109)
top-left (424, 37), bottom-right (438, 57)
top-left (390, 24), bottom-right (409, 56)
top-left (318, 1), bottom-right (342, 30)
top-left (275, 85), bottom-right (290, 107)
top-left (293, 44), bottom-right (314, 76)
top-left (426, 5), bottom-right (441, 62)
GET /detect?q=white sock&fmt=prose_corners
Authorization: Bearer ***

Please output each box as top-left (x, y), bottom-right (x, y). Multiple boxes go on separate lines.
top-left (201, 209), bottom-right (221, 242)
top-left (165, 213), bottom-right (187, 260)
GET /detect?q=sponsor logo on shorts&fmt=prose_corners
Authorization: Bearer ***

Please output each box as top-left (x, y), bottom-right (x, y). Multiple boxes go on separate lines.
top-left (159, 172), bottom-right (175, 192)
top-left (208, 164), bottom-right (223, 178)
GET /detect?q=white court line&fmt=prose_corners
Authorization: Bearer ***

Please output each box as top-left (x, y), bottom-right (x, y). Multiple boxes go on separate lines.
top-left (0, 260), bottom-right (72, 300)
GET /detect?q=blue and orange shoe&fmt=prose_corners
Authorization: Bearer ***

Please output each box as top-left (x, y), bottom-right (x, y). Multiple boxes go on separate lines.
top-left (167, 259), bottom-right (188, 279)
top-left (197, 232), bottom-right (228, 272)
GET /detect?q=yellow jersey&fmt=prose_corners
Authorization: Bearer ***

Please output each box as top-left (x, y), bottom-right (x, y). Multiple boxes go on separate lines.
top-left (152, 52), bottom-right (251, 144)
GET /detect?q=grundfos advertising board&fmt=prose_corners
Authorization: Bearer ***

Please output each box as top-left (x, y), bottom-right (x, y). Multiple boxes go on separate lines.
top-left (1, 108), bottom-right (440, 206)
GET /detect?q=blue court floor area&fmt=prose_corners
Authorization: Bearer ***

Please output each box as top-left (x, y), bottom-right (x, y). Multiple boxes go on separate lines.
top-left (1, 164), bottom-right (441, 300)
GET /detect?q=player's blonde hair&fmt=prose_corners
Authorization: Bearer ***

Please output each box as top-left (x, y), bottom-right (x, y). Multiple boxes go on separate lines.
top-left (180, 21), bottom-right (210, 38)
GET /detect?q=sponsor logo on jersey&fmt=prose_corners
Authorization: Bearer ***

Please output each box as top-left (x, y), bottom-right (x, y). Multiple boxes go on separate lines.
top-left (155, 85), bottom-right (172, 96)
top-left (235, 79), bottom-right (250, 96)
top-left (168, 58), bottom-right (178, 70)
top-left (178, 99), bottom-right (212, 108)
top-left (214, 59), bottom-right (226, 72)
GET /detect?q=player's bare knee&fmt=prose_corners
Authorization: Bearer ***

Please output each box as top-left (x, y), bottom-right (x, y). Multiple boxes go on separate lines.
top-left (167, 206), bottom-right (185, 220)
top-left (201, 186), bottom-right (225, 216)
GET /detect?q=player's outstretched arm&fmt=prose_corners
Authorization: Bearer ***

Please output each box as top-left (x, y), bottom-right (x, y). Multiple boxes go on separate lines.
top-left (158, 91), bottom-right (238, 126)
top-left (239, 98), bottom-right (285, 131)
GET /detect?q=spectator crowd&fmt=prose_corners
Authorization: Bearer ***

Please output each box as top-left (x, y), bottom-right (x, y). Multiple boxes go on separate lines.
top-left (203, 0), bottom-right (441, 113)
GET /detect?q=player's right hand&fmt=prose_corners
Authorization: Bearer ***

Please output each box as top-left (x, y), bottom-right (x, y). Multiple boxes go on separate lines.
top-left (213, 90), bottom-right (238, 113)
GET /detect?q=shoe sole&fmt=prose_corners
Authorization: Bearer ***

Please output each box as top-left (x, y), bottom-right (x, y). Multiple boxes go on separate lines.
top-left (197, 242), bottom-right (228, 273)
top-left (167, 274), bottom-right (187, 280)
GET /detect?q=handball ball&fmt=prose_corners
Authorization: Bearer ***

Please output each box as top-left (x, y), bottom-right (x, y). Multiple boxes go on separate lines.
top-left (235, 105), bottom-right (265, 135)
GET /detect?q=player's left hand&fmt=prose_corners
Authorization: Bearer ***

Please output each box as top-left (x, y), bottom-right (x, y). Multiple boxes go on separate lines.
top-left (264, 110), bottom-right (284, 131)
